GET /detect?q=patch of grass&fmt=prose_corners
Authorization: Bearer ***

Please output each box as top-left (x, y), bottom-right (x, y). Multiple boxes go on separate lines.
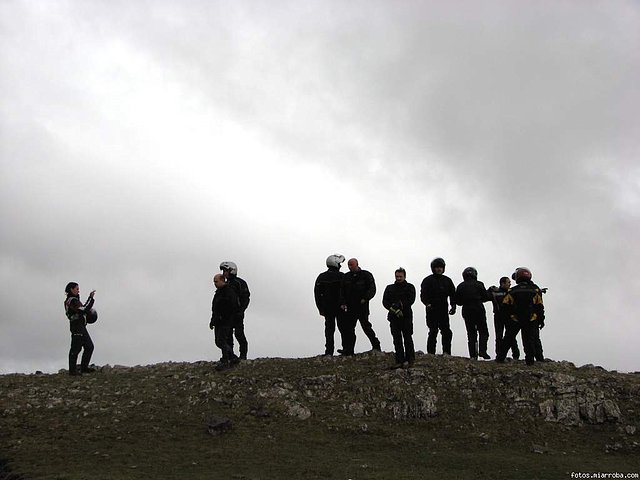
top-left (1, 355), bottom-right (638, 479)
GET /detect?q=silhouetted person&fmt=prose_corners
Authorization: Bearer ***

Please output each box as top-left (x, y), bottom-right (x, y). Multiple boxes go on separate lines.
top-left (210, 273), bottom-right (240, 370)
top-left (342, 258), bottom-right (381, 352)
top-left (497, 267), bottom-right (545, 366)
top-left (220, 261), bottom-right (250, 360)
top-left (64, 282), bottom-right (96, 376)
top-left (382, 268), bottom-right (416, 369)
top-left (420, 258), bottom-right (456, 355)
top-left (455, 267), bottom-right (492, 360)
top-left (488, 277), bottom-right (520, 360)
top-left (315, 254), bottom-right (354, 355)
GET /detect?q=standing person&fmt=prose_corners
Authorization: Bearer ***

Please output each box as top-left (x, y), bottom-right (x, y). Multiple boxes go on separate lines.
top-left (382, 268), bottom-right (416, 369)
top-left (314, 254), bottom-right (355, 356)
top-left (220, 261), bottom-right (250, 360)
top-left (64, 282), bottom-right (96, 376)
top-left (420, 257), bottom-right (456, 355)
top-left (210, 274), bottom-right (240, 370)
top-left (341, 258), bottom-right (381, 352)
top-left (455, 267), bottom-right (492, 360)
top-left (488, 277), bottom-right (520, 360)
top-left (496, 267), bottom-right (545, 366)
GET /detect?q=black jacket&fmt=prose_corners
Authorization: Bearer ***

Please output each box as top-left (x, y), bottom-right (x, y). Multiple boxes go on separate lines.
top-left (211, 285), bottom-right (240, 327)
top-left (64, 294), bottom-right (95, 332)
top-left (342, 268), bottom-right (376, 315)
top-left (488, 286), bottom-right (508, 315)
top-left (420, 274), bottom-right (456, 311)
top-left (314, 267), bottom-right (344, 316)
top-left (227, 275), bottom-right (250, 320)
top-left (502, 281), bottom-right (545, 324)
top-left (382, 280), bottom-right (416, 321)
top-left (455, 279), bottom-right (491, 314)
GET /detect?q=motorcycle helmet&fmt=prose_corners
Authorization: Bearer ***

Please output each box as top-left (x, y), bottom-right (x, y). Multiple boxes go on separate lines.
top-left (85, 308), bottom-right (98, 324)
top-left (462, 267), bottom-right (478, 281)
top-left (326, 254), bottom-right (345, 269)
top-left (513, 267), bottom-right (532, 283)
top-left (219, 261), bottom-right (238, 275)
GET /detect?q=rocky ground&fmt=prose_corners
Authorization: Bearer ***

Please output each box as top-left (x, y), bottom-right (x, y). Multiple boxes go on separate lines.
top-left (1, 353), bottom-right (639, 479)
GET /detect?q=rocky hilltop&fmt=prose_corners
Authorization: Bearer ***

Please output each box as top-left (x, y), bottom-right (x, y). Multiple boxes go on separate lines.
top-left (1, 353), bottom-right (638, 479)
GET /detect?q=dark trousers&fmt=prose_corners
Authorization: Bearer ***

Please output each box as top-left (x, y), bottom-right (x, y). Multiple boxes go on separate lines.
top-left (426, 309), bottom-right (452, 354)
top-left (323, 314), bottom-right (337, 355)
top-left (494, 313), bottom-right (520, 358)
top-left (389, 317), bottom-right (415, 364)
top-left (216, 325), bottom-right (237, 362)
top-left (462, 309), bottom-right (489, 358)
top-left (69, 325), bottom-right (94, 373)
top-left (498, 319), bottom-right (539, 365)
top-left (353, 313), bottom-right (380, 350)
top-left (231, 322), bottom-right (249, 360)
top-left (337, 314), bottom-right (357, 355)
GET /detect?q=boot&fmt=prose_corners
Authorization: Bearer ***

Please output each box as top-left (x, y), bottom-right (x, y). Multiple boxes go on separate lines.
top-left (468, 341), bottom-right (478, 360)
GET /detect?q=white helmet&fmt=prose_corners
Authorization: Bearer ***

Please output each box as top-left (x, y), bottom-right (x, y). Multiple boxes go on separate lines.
top-left (326, 254), bottom-right (345, 269)
top-left (219, 261), bottom-right (238, 275)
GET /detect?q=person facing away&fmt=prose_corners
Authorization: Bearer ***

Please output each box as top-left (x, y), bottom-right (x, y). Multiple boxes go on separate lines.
top-left (341, 258), bottom-right (381, 352)
top-left (420, 257), bottom-right (456, 355)
top-left (488, 276), bottom-right (520, 360)
top-left (220, 261), bottom-right (250, 360)
top-left (210, 273), bottom-right (240, 370)
top-left (496, 267), bottom-right (545, 366)
top-left (455, 267), bottom-right (492, 360)
top-left (64, 282), bottom-right (96, 376)
top-left (382, 267), bottom-right (416, 369)
top-left (314, 254), bottom-right (354, 356)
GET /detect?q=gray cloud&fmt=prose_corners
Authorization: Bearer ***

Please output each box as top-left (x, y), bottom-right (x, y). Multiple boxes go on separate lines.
top-left (1, 0), bottom-right (639, 373)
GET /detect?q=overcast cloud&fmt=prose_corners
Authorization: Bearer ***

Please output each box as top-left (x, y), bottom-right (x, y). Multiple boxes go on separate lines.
top-left (1, 0), bottom-right (639, 374)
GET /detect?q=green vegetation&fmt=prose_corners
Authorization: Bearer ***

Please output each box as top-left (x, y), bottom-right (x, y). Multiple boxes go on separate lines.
top-left (1, 354), bottom-right (638, 479)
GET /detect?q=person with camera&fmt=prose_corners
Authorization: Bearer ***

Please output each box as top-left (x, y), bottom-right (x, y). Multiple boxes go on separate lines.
top-left (64, 282), bottom-right (97, 376)
top-left (382, 268), bottom-right (416, 369)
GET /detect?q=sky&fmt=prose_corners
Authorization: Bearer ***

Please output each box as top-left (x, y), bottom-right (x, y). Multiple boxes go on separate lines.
top-left (1, 0), bottom-right (639, 374)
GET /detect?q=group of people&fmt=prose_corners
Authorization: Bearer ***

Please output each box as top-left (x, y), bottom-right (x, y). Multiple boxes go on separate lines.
top-left (62, 255), bottom-right (546, 375)
top-left (315, 255), bottom-right (546, 368)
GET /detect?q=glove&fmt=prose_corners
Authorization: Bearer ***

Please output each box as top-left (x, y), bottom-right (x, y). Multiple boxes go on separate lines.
top-left (448, 306), bottom-right (456, 315)
top-left (539, 320), bottom-right (545, 330)
top-left (209, 321), bottom-right (214, 330)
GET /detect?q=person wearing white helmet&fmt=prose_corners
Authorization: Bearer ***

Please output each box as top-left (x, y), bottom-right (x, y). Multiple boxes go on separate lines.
top-left (496, 267), bottom-right (545, 366)
top-left (314, 254), bottom-right (354, 356)
top-left (219, 261), bottom-right (251, 360)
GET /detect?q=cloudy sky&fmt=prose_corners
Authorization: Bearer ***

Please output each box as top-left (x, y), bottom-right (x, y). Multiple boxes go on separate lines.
top-left (1, 0), bottom-right (639, 374)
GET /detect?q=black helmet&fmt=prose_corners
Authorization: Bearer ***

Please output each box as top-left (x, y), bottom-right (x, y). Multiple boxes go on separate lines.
top-left (86, 308), bottom-right (98, 324)
top-left (462, 267), bottom-right (478, 281)
top-left (430, 257), bottom-right (446, 273)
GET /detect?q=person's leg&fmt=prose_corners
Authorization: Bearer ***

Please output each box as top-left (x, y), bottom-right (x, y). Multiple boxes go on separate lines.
top-left (80, 328), bottom-right (95, 372)
top-left (390, 320), bottom-right (405, 365)
top-left (463, 315), bottom-right (478, 359)
top-left (358, 314), bottom-right (381, 350)
top-left (403, 317), bottom-right (415, 365)
top-left (324, 315), bottom-right (336, 355)
top-left (68, 334), bottom-right (83, 375)
top-left (440, 312), bottom-right (453, 355)
top-left (234, 322), bottom-right (248, 359)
